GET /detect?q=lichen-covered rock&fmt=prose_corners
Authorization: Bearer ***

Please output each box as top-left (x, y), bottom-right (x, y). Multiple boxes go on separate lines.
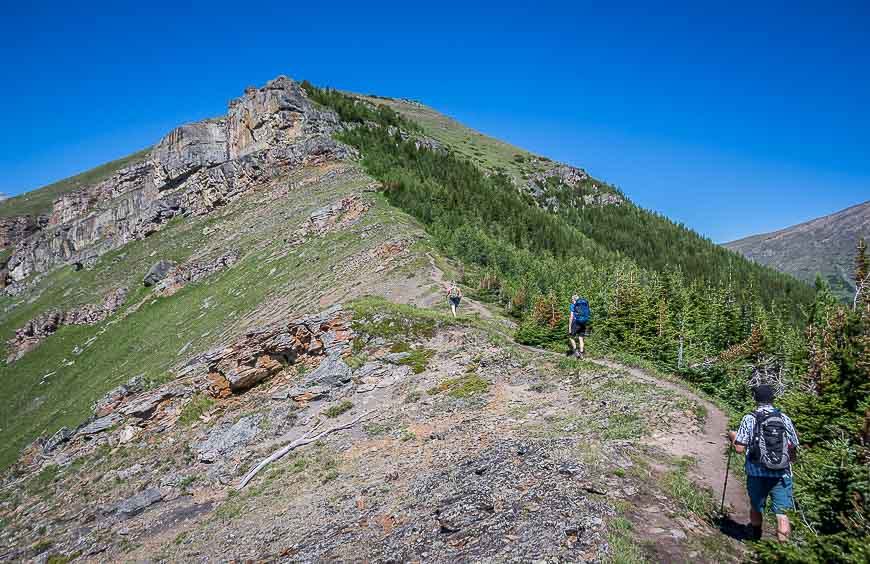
top-left (115, 487), bottom-right (164, 517)
top-left (306, 351), bottom-right (352, 388)
top-left (92, 375), bottom-right (144, 417)
top-left (43, 427), bottom-right (73, 453)
top-left (153, 250), bottom-right (240, 296)
top-left (205, 305), bottom-right (354, 396)
top-left (77, 413), bottom-right (122, 435)
top-left (193, 415), bottom-right (261, 463)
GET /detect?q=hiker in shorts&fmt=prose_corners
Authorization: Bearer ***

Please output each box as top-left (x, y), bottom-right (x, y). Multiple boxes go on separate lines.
top-left (446, 282), bottom-right (463, 318)
top-left (728, 384), bottom-right (799, 543)
top-left (568, 295), bottom-right (590, 358)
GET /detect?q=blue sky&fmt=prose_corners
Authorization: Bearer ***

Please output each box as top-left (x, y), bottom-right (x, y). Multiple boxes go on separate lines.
top-left (1, 1), bottom-right (867, 242)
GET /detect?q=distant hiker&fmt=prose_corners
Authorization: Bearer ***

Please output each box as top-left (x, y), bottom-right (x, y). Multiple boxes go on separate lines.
top-left (446, 281), bottom-right (463, 318)
top-left (568, 295), bottom-right (591, 358)
top-left (728, 384), bottom-right (799, 543)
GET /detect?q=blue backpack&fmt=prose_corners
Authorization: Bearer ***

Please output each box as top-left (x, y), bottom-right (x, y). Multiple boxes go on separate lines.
top-left (573, 299), bottom-right (591, 323)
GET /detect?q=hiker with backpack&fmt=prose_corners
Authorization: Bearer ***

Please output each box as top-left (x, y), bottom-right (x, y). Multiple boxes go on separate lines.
top-left (446, 281), bottom-right (463, 318)
top-left (568, 295), bottom-right (591, 358)
top-left (728, 384), bottom-right (799, 543)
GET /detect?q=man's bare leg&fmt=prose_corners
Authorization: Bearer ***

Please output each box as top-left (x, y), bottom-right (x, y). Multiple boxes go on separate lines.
top-left (578, 335), bottom-right (585, 354)
top-left (775, 514), bottom-right (791, 543)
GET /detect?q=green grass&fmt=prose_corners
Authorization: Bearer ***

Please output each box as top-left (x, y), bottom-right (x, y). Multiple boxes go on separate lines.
top-left (323, 400), bottom-right (353, 418)
top-left (390, 343), bottom-right (434, 374)
top-left (177, 395), bottom-right (215, 427)
top-left (659, 457), bottom-right (717, 519)
top-left (0, 148), bottom-right (151, 219)
top-left (428, 374), bottom-right (490, 399)
top-left (606, 516), bottom-right (647, 564)
top-left (356, 96), bottom-right (533, 181)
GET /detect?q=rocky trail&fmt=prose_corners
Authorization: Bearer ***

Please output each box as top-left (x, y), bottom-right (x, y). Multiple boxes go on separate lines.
top-left (594, 361), bottom-right (750, 527)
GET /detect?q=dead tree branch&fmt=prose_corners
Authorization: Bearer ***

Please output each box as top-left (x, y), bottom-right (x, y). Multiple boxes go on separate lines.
top-left (236, 410), bottom-right (374, 490)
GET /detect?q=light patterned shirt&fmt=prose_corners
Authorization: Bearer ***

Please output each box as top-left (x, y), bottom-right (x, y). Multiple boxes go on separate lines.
top-left (734, 405), bottom-right (799, 477)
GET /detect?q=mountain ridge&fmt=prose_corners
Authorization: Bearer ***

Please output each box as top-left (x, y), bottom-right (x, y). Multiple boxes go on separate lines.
top-left (724, 199), bottom-right (869, 298)
top-left (0, 76), bottom-right (846, 563)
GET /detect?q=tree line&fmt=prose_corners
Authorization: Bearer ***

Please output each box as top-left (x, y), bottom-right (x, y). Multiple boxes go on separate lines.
top-left (302, 82), bottom-right (868, 562)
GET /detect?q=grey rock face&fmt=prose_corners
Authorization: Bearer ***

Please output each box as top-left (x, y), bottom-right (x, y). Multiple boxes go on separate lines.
top-left (5, 76), bottom-right (351, 282)
top-left (384, 352), bottom-right (411, 364)
top-left (43, 427), bottom-right (73, 453)
top-left (193, 415), bottom-right (261, 462)
top-left (153, 121), bottom-right (228, 182)
top-left (115, 487), bottom-right (164, 517)
top-left (0, 215), bottom-right (46, 251)
top-left (78, 413), bottom-right (122, 435)
top-left (307, 352), bottom-right (352, 388)
top-left (118, 389), bottom-right (175, 418)
top-left (93, 375), bottom-right (144, 417)
top-left (143, 260), bottom-right (177, 286)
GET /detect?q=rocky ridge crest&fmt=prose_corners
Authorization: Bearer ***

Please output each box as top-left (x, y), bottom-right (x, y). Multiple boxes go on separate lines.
top-left (2, 77), bottom-right (351, 287)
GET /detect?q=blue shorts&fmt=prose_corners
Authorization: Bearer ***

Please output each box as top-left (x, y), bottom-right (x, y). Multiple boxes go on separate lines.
top-left (747, 475), bottom-right (794, 514)
top-left (449, 297), bottom-right (461, 306)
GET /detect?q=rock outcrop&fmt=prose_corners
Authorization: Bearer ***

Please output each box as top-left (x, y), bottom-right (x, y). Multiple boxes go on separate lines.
top-left (143, 260), bottom-right (177, 287)
top-left (205, 305), bottom-right (353, 397)
top-left (522, 163), bottom-right (624, 211)
top-left (4, 77), bottom-right (352, 284)
top-left (6, 287), bottom-right (128, 362)
top-left (152, 250), bottom-right (240, 296)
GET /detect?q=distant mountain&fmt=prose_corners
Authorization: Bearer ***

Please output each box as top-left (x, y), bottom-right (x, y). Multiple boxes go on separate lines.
top-left (724, 201), bottom-right (870, 298)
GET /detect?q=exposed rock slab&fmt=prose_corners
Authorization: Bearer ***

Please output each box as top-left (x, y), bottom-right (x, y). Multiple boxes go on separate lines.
top-left (4, 76), bottom-right (353, 284)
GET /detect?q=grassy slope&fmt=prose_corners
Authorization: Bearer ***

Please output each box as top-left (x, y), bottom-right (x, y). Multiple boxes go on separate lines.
top-left (0, 148), bottom-right (151, 219)
top-left (357, 96), bottom-right (535, 182)
top-left (0, 162), bottom-right (426, 470)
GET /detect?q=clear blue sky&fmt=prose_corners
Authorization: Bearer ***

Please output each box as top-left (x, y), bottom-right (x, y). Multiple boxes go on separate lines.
top-left (1, 1), bottom-right (867, 242)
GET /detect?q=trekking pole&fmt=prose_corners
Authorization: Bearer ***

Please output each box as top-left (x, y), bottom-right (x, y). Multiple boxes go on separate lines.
top-left (720, 442), bottom-right (733, 515)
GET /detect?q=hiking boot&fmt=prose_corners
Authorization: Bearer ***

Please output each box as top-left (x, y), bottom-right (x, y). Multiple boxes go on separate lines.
top-left (574, 350), bottom-right (583, 359)
top-left (750, 525), bottom-right (762, 541)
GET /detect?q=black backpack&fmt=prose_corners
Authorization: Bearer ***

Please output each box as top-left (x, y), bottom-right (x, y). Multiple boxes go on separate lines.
top-left (748, 409), bottom-right (792, 470)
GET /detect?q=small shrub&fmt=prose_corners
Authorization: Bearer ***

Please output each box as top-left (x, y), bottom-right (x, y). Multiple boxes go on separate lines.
top-left (396, 348), bottom-right (434, 374)
top-left (178, 394), bottom-right (215, 427)
top-left (324, 401), bottom-right (353, 418)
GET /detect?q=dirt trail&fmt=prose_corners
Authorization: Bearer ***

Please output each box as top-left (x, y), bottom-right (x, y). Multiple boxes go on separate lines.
top-left (594, 360), bottom-right (749, 525)
top-left (510, 343), bottom-right (750, 534)
top-left (424, 253), bottom-right (493, 319)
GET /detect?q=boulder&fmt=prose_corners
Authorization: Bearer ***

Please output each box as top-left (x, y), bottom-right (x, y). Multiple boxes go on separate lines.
top-left (115, 488), bottom-right (164, 517)
top-left (119, 389), bottom-right (174, 418)
top-left (43, 427), bottom-right (73, 453)
top-left (78, 413), bottom-right (122, 435)
top-left (93, 375), bottom-right (144, 416)
top-left (193, 416), bottom-right (261, 462)
top-left (384, 352), bottom-right (411, 364)
top-left (307, 352), bottom-right (352, 387)
top-left (144, 260), bottom-right (177, 287)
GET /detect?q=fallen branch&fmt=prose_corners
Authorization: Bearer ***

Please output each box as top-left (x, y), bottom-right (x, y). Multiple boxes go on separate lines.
top-left (236, 410), bottom-right (373, 490)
